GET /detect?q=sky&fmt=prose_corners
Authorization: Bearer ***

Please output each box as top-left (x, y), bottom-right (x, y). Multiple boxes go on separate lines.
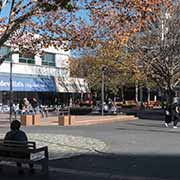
top-left (0, 0), bottom-right (93, 58)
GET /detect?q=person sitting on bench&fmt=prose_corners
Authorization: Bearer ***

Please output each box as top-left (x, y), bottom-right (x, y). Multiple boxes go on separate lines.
top-left (3, 120), bottom-right (34, 174)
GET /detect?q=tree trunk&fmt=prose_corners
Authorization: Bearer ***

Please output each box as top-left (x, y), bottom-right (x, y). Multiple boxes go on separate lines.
top-left (159, 89), bottom-right (165, 109)
top-left (166, 88), bottom-right (175, 106)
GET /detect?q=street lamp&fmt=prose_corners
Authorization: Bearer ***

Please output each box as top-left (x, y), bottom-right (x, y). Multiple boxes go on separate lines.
top-left (101, 65), bottom-right (107, 116)
top-left (9, 60), bottom-right (13, 123)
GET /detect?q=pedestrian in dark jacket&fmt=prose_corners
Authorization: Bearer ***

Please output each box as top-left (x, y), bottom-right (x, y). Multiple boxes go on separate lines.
top-left (164, 104), bottom-right (172, 127)
top-left (171, 101), bottom-right (180, 128)
top-left (3, 120), bottom-right (34, 174)
top-left (31, 98), bottom-right (39, 114)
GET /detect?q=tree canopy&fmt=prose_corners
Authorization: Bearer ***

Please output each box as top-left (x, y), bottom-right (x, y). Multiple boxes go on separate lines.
top-left (128, 2), bottom-right (180, 104)
top-left (70, 41), bottom-right (145, 96)
top-left (0, 0), bottom-right (76, 61)
top-left (0, 0), bottom-right (173, 55)
top-left (1, 0), bottom-right (180, 104)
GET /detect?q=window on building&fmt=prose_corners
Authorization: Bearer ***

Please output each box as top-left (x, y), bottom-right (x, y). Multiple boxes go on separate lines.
top-left (0, 46), bottom-right (11, 61)
top-left (19, 53), bottom-right (35, 64)
top-left (42, 53), bottom-right (56, 67)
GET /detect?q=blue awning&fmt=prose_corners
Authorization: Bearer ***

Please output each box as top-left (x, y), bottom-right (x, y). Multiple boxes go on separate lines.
top-left (0, 73), bottom-right (56, 92)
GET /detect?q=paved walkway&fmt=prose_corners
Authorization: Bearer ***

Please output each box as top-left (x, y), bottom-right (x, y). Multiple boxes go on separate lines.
top-left (1, 117), bottom-right (180, 179)
top-left (0, 133), bottom-right (107, 160)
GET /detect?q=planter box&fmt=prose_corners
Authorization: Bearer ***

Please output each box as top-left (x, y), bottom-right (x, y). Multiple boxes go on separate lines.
top-left (58, 115), bottom-right (75, 126)
top-left (21, 115), bottom-right (33, 126)
top-left (32, 114), bottom-right (41, 125)
top-left (70, 115), bottom-right (75, 125)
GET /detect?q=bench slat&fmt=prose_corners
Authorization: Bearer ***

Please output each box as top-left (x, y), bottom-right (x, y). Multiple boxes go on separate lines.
top-left (0, 139), bottom-right (36, 149)
top-left (0, 145), bottom-right (47, 154)
top-left (0, 156), bottom-right (46, 162)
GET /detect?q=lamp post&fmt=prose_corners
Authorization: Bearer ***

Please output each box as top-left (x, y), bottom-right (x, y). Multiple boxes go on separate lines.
top-left (9, 60), bottom-right (13, 123)
top-left (101, 65), bottom-right (107, 116)
top-left (135, 80), bottom-right (138, 103)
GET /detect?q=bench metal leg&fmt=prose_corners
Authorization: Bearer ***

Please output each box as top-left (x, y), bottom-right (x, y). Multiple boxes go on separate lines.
top-left (0, 161), bottom-right (2, 172)
top-left (41, 160), bottom-right (48, 175)
top-left (42, 146), bottom-right (49, 175)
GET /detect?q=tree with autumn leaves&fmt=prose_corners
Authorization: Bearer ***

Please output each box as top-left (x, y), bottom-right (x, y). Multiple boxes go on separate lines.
top-left (71, 0), bottom-right (180, 106)
top-left (0, 0), bottom-right (145, 101)
top-left (70, 42), bottom-right (146, 102)
top-left (70, 1), bottom-right (169, 103)
top-left (0, 0), bottom-right (75, 62)
top-left (0, 0), bottom-right (179, 105)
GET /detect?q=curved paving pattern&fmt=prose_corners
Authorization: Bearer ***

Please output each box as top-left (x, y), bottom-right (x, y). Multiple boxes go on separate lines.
top-left (0, 133), bottom-right (108, 160)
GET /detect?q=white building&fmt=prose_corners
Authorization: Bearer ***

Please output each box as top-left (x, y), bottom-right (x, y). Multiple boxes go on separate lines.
top-left (0, 46), bottom-right (89, 106)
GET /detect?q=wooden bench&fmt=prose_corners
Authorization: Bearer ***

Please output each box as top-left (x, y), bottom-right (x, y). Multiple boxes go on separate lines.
top-left (0, 139), bottom-right (48, 175)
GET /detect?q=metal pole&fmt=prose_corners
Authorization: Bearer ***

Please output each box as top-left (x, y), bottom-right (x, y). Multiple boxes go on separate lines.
top-left (147, 87), bottom-right (150, 104)
top-left (140, 85), bottom-right (143, 108)
top-left (9, 61), bottom-right (13, 123)
top-left (135, 80), bottom-right (138, 103)
top-left (101, 68), bottom-right (105, 116)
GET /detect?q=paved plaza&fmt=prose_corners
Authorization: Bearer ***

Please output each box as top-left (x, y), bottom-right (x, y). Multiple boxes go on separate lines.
top-left (1, 116), bottom-right (180, 179)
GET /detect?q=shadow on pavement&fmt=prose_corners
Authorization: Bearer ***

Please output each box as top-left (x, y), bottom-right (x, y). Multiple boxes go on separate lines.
top-left (0, 166), bottom-right (48, 180)
top-left (115, 127), bottom-right (180, 134)
top-left (0, 163), bottom-right (108, 180)
top-left (50, 153), bottom-right (180, 180)
top-left (1, 153), bottom-right (180, 179)
top-left (136, 109), bottom-right (165, 121)
top-left (127, 122), bottom-right (165, 128)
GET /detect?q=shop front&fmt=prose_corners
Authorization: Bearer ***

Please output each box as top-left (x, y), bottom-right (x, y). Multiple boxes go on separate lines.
top-left (0, 73), bottom-right (90, 108)
top-left (0, 73), bottom-right (56, 105)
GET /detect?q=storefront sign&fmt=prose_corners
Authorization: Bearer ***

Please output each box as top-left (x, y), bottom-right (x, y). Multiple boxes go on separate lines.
top-left (0, 74), bottom-right (56, 92)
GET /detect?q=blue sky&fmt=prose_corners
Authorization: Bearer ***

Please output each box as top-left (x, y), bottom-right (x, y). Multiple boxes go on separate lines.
top-left (0, 0), bottom-right (93, 58)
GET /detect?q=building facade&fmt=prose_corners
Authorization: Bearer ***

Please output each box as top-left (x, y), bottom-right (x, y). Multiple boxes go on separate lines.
top-left (0, 46), bottom-right (89, 106)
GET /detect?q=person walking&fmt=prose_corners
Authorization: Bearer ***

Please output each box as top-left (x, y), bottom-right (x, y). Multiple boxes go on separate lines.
top-left (164, 104), bottom-right (172, 127)
top-left (171, 98), bottom-right (180, 128)
top-left (31, 98), bottom-right (40, 114)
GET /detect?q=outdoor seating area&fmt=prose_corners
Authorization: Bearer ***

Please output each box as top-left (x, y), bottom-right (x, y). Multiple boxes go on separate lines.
top-left (0, 1), bottom-right (180, 179)
top-left (0, 139), bottom-right (49, 175)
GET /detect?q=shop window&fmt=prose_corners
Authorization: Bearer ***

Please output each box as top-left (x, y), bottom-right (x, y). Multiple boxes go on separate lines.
top-left (42, 53), bottom-right (56, 67)
top-left (0, 46), bottom-right (11, 61)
